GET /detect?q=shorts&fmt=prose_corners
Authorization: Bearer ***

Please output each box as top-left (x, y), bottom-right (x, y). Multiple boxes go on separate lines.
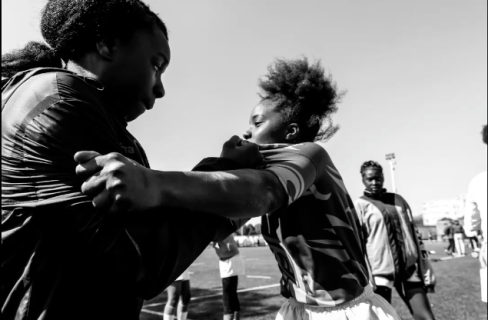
top-left (276, 285), bottom-right (400, 320)
top-left (374, 264), bottom-right (421, 289)
top-left (176, 268), bottom-right (190, 281)
top-left (219, 254), bottom-right (245, 278)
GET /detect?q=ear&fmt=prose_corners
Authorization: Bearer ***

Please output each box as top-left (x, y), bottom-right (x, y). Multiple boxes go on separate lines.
top-left (95, 38), bottom-right (117, 61)
top-left (285, 123), bottom-right (300, 142)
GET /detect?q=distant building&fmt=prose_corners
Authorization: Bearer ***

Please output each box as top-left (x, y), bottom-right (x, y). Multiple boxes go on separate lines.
top-left (421, 194), bottom-right (466, 227)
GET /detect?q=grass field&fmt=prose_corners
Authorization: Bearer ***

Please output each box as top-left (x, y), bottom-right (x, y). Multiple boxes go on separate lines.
top-left (141, 242), bottom-right (487, 320)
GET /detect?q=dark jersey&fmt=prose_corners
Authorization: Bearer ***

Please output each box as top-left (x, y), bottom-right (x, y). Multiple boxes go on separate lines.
top-left (1, 68), bottom-right (243, 320)
top-left (259, 143), bottom-right (370, 307)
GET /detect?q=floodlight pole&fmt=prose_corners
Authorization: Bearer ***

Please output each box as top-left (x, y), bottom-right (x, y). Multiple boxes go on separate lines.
top-left (385, 153), bottom-right (397, 194)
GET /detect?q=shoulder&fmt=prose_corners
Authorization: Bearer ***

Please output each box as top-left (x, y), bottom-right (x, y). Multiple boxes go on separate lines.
top-left (262, 142), bottom-right (328, 172)
top-left (354, 197), bottom-right (370, 206)
top-left (291, 142), bottom-right (328, 160)
top-left (470, 171), bottom-right (487, 188)
top-left (391, 192), bottom-right (408, 205)
top-left (22, 69), bottom-right (103, 103)
top-left (353, 197), bottom-right (371, 213)
top-left (283, 142), bottom-right (329, 169)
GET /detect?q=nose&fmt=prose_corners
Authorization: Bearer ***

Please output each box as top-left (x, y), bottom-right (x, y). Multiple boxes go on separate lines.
top-left (243, 128), bottom-right (252, 140)
top-left (154, 77), bottom-right (165, 99)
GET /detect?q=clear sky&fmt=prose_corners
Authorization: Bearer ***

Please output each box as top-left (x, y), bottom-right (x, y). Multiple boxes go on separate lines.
top-left (2, 0), bottom-right (487, 219)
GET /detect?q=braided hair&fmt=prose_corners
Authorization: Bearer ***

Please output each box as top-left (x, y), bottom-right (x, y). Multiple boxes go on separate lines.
top-left (2, 0), bottom-right (168, 78)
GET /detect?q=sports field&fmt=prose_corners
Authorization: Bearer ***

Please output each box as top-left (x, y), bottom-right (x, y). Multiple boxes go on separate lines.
top-left (141, 243), bottom-right (487, 320)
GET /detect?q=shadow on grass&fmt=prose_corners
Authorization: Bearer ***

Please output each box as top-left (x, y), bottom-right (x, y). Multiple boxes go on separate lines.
top-left (142, 287), bottom-right (282, 320)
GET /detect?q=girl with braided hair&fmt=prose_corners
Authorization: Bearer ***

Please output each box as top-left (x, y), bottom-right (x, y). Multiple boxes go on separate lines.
top-left (354, 161), bottom-right (436, 320)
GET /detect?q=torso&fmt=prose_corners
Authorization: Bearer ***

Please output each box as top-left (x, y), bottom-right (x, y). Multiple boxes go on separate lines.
top-left (259, 143), bottom-right (369, 307)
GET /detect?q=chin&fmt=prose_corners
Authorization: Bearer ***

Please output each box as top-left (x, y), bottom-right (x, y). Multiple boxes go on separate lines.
top-left (126, 105), bottom-right (147, 122)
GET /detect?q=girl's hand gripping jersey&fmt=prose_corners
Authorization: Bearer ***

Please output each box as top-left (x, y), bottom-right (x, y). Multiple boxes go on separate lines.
top-left (259, 143), bottom-right (370, 307)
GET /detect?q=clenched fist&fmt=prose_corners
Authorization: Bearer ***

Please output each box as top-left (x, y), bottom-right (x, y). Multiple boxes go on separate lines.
top-left (74, 151), bottom-right (159, 213)
top-left (220, 136), bottom-right (264, 168)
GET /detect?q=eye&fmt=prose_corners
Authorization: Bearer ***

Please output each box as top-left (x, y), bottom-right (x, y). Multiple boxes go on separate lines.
top-left (254, 121), bottom-right (263, 127)
top-left (154, 63), bottom-right (163, 72)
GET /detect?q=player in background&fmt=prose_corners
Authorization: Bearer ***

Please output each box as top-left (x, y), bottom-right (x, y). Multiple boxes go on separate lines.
top-left (354, 161), bottom-right (436, 320)
top-left (464, 124), bottom-right (487, 303)
top-left (213, 234), bottom-right (245, 320)
top-left (75, 57), bottom-right (401, 320)
top-left (163, 269), bottom-right (192, 320)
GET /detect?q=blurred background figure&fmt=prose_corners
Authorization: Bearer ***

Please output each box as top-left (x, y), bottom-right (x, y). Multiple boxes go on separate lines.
top-left (163, 269), bottom-right (192, 320)
top-left (452, 220), bottom-right (466, 256)
top-left (355, 161), bottom-right (436, 320)
top-left (213, 234), bottom-right (246, 320)
top-left (466, 230), bottom-right (480, 254)
top-left (464, 124), bottom-right (487, 303)
top-left (444, 223), bottom-right (456, 256)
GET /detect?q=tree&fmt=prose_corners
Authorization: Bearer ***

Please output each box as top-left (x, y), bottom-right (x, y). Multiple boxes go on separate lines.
top-left (254, 224), bottom-right (262, 235)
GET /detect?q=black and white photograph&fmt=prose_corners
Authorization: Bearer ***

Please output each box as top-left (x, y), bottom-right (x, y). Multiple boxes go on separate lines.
top-left (2, 1), bottom-right (486, 319)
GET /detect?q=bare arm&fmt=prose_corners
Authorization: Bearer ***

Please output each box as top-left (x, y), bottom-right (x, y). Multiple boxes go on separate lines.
top-left (75, 136), bottom-right (287, 218)
top-left (156, 169), bottom-right (286, 218)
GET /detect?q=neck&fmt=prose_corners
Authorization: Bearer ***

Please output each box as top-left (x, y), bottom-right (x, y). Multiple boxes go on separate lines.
top-left (66, 57), bottom-right (126, 123)
top-left (65, 56), bottom-right (101, 80)
top-left (364, 188), bottom-right (386, 198)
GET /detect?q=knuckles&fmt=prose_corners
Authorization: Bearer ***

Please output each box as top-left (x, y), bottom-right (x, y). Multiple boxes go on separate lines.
top-left (105, 152), bottom-right (123, 162)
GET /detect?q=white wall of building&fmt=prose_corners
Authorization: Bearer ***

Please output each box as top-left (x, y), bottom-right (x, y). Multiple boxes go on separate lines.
top-left (422, 194), bottom-right (466, 226)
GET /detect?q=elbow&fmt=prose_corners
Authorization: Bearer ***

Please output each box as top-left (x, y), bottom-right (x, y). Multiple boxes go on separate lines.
top-left (252, 173), bottom-right (286, 216)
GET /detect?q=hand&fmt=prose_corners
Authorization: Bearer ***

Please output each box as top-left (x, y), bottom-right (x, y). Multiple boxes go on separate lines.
top-left (220, 136), bottom-right (264, 168)
top-left (74, 151), bottom-right (159, 214)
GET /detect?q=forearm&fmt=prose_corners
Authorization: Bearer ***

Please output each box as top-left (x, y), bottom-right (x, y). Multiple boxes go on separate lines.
top-left (150, 169), bottom-right (284, 219)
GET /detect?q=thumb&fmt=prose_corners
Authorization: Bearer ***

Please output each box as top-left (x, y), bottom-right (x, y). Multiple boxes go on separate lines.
top-left (74, 151), bottom-right (101, 164)
top-left (223, 135), bottom-right (242, 149)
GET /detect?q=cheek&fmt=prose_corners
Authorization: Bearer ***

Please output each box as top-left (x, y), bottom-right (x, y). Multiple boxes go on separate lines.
top-left (254, 125), bottom-right (284, 144)
top-left (119, 62), bottom-right (154, 93)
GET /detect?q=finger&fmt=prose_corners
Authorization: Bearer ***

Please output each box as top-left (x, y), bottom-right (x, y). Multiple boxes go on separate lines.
top-left (239, 139), bottom-right (251, 146)
top-left (108, 194), bottom-right (131, 215)
top-left (75, 159), bottom-right (103, 180)
top-left (80, 174), bottom-right (106, 197)
top-left (92, 190), bottom-right (112, 210)
top-left (228, 135), bottom-right (242, 146)
top-left (74, 151), bottom-right (101, 164)
top-left (223, 136), bottom-right (240, 150)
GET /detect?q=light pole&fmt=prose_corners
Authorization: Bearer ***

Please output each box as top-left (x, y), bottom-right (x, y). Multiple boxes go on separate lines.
top-left (385, 153), bottom-right (397, 193)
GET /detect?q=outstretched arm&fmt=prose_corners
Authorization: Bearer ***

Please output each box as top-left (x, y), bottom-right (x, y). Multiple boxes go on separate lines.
top-left (75, 136), bottom-right (287, 218)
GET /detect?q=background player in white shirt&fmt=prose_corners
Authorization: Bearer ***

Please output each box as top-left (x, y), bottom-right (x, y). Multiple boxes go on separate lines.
top-left (213, 235), bottom-right (245, 320)
top-left (464, 125), bottom-right (487, 303)
top-left (163, 269), bottom-right (192, 320)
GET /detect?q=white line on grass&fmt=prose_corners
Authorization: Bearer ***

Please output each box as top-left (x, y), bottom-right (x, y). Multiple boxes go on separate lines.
top-left (191, 263), bottom-right (205, 266)
top-left (439, 255), bottom-right (465, 261)
top-left (140, 308), bottom-right (195, 319)
top-left (245, 258), bottom-right (259, 261)
top-left (247, 275), bottom-right (272, 279)
top-left (143, 284), bottom-right (280, 308)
